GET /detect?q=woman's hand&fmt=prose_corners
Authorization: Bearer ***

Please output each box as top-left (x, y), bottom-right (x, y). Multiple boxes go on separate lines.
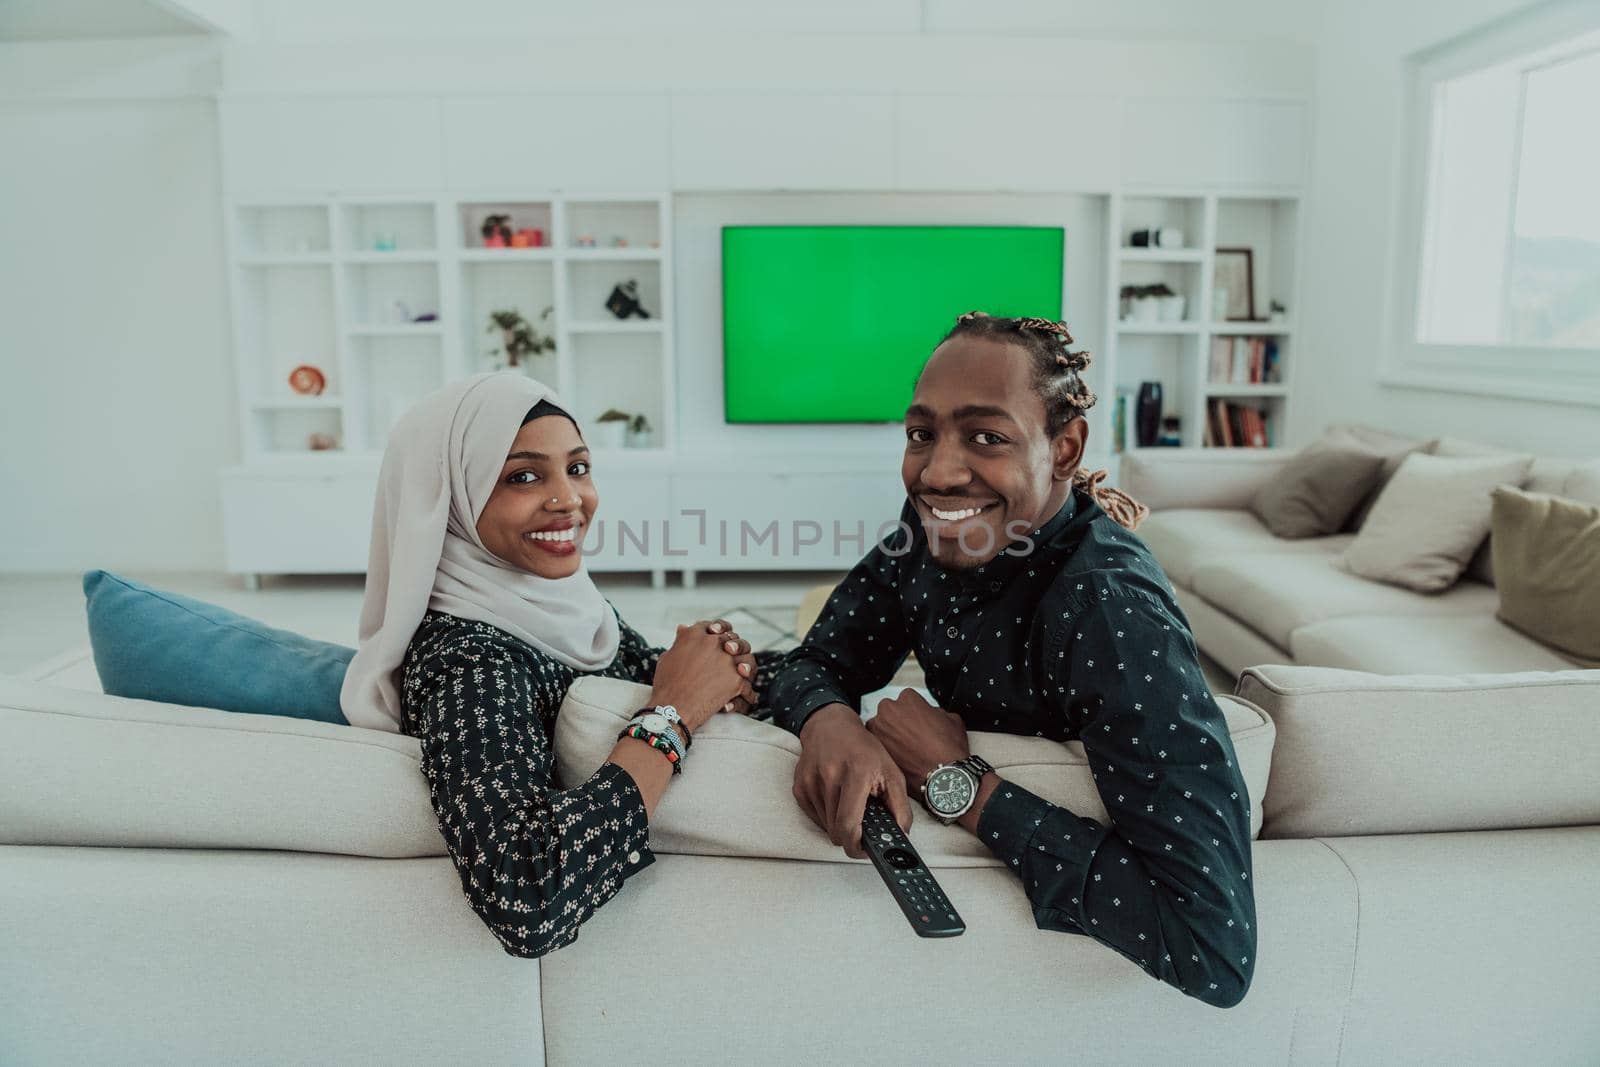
top-left (704, 618), bottom-right (760, 715)
top-left (649, 620), bottom-right (756, 733)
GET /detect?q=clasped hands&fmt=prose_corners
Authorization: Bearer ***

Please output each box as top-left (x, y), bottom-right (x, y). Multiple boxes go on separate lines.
top-left (794, 688), bottom-right (971, 858)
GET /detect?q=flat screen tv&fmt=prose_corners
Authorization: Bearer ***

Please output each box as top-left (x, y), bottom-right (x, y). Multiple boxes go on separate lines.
top-left (722, 225), bottom-right (1064, 423)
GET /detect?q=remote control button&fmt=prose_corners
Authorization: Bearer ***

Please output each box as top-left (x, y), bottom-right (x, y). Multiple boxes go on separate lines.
top-left (920, 915), bottom-right (930, 923)
top-left (880, 833), bottom-right (893, 842)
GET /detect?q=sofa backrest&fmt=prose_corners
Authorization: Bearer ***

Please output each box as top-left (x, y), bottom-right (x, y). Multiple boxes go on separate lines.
top-left (0, 674), bottom-right (442, 858)
top-left (555, 676), bottom-right (1275, 865)
top-left (1240, 664), bottom-right (1600, 838)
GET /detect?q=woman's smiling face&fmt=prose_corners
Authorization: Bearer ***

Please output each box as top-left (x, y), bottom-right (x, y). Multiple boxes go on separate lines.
top-left (902, 336), bottom-right (1085, 570)
top-left (474, 414), bottom-right (598, 579)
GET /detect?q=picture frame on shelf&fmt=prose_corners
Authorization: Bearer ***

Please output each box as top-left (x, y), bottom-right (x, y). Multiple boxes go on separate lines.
top-left (1213, 247), bottom-right (1256, 321)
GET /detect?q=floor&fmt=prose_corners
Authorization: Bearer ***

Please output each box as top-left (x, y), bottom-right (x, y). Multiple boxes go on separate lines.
top-left (0, 570), bottom-right (1236, 694)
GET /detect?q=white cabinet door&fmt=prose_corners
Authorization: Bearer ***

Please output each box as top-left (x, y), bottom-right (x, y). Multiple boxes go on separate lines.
top-left (582, 470), bottom-right (674, 571)
top-left (442, 95), bottom-right (671, 191)
top-left (895, 94), bottom-right (1121, 191)
top-left (223, 97), bottom-right (445, 194)
top-left (669, 93), bottom-right (896, 190)
top-left (1120, 99), bottom-right (1306, 189)
top-left (221, 468), bottom-right (378, 574)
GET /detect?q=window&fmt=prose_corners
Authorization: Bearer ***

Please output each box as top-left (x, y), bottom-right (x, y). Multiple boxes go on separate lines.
top-left (1418, 36), bottom-right (1600, 348)
top-left (1389, 5), bottom-right (1600, 404)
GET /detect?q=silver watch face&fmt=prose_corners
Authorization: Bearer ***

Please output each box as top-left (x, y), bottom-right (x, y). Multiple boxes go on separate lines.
top-left (925, 765), bottom-right (976, 817)
top-left (636, 712), bottom-right (673, 736)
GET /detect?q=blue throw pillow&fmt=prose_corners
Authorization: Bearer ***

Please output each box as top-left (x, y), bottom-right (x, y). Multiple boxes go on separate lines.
top-left (82, 570), bottom-right (355, 725)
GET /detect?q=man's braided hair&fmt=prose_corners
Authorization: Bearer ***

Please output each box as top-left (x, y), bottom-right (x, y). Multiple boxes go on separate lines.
top-left (931, 311), bottom-right (1148, 531)
top-left (943, 312), bottom-right (1098, 436)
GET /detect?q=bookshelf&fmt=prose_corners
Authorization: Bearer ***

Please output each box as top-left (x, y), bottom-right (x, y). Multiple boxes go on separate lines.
top-left (224, 192), bottom-right (674, 462)
top-left (1100, 192), bottom-right (1300, 457)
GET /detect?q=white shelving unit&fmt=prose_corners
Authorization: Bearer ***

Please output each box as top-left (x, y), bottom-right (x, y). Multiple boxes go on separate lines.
top-left (223, 192), bottom-right (674, 464)
top-left (1099, 191), bottom-right (1301, 456)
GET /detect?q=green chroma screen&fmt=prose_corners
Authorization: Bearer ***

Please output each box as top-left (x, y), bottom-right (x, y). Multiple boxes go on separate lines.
top-left (722, 225), bottom-right (1064, 423)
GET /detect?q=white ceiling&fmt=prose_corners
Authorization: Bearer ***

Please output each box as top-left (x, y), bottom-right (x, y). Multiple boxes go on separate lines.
top-left (0, 0), bottom-right (209, 41)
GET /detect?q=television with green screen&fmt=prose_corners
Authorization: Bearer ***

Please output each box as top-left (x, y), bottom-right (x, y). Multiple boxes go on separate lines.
top-left (722, 225), bottom-right (1064, 423)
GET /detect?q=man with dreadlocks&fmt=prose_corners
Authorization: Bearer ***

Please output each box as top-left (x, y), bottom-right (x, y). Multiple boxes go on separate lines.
top-left (767, 311), bottom-right (1256, 1008)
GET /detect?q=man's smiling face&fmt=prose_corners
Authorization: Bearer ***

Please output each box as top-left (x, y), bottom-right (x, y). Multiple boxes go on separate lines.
top-left (902, 335), bottom-right (1085, 570)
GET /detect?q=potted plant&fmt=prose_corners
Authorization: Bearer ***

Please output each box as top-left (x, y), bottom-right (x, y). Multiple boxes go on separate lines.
top-left (1121, 283), bottom-right (1184, 323)
top-left (1153, 282), bottom-right (1187, 323)
top-left (486, 308), bottom-right (555, 371)
top-left (592, 408), bottom-right (631, 449)
top-left (626, 413), bottom-right (654, 449)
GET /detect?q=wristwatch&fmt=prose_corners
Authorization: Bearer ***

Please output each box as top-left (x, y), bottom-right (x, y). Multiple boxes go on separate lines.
top-left (920, 754), bottom-right (995, 824)
top-left (633, 704), bottom-right (690, 749)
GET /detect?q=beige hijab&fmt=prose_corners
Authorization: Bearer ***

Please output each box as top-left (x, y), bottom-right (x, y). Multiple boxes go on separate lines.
top-left (340, 372), bottom-right (621, 732)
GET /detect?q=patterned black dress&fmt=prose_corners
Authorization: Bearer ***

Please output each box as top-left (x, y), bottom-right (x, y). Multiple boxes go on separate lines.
top-left (400, 609), bottom-right (781, 958)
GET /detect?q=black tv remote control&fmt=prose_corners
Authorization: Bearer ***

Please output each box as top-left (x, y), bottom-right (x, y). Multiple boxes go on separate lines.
top-left (861, 798), bottom-right (965, 938)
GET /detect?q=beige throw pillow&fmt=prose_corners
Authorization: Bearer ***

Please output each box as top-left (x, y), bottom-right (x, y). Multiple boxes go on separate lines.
top-left (1310, 424), bottom-right (1434, 531)
top-left (1250, 447), bottom-right (1386, 538)
top-left (1340, 452), bottom-right (1533, 592)
top-left (1431, 438), bottom-right (1537, 585)
top-left (1490, 487), bottom-right (1600, 666)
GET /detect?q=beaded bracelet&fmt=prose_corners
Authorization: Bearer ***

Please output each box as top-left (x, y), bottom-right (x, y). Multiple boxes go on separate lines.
top-left (618, 722), bottom-right (684, 774)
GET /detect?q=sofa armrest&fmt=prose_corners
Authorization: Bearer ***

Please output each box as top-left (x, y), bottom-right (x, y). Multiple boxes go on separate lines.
top-left (1119, 448), bottom-right (1297, 511)
top-left (1239, 664), bottom-right (1600, 838)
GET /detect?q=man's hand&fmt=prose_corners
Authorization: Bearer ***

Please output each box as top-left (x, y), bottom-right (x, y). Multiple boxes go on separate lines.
top-left (864, 688), bottom-right (969, 795)
top-left (794, 703), bottom-right (913, 858)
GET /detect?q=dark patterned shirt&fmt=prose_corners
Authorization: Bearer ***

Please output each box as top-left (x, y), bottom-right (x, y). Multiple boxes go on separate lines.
top-left (400, 608), bottom-right (780, 958)
top-left (768, 489), bottom-right (1257, 1007)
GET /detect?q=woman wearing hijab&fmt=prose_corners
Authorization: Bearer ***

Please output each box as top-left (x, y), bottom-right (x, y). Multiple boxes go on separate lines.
top-left (341, 372), bottom-right (783, 957)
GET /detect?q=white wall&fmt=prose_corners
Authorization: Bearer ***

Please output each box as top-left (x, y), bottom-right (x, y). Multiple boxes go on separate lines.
top-left (1295, 0), bottom-right (1600, 456)
top-left (0, 40), bottom-right (234, 572)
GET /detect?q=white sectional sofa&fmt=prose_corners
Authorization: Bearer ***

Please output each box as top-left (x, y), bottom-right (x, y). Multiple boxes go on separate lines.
top-left (4, 639), bottom-right (1599, 1064)
top-left (1121, 431), bottom-right (1600, 678)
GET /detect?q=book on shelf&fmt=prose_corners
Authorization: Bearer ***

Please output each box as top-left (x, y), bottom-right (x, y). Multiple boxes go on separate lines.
top-left (1208, 336), bottom-right (1281, 385)
top-left (1112, 386), bottom-right (1135, 453)
top-left (1207, 399), bottom-right (1271, 448)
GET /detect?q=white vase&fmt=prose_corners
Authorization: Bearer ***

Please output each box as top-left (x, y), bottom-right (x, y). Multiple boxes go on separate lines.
top-left (627, 429), bottom-right (654, 449)
top-left (1159, 295), bottom-right (1187, 322)
top-left (1130, 297), bottom-right (1161, 322)
top-left (591, 421), bottom-right (628, 449)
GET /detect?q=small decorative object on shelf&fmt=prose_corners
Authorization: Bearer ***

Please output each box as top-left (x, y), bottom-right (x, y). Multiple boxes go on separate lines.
top-left (1136, 381), bottom-right (1163, 447)
top-left (307, 432), bottom-right (339, 452)
top-left (486, 307), bottom-right (556, 369)
top-left (1157, 415), bottom-right (1182, 447)
top-left (480, 214), bottom-right (513, 248)
top-left (611, 235), bottom-right (629, 248)
top-left (1120, 283), bottom-right (1183, 323)
top-left (627, 413), bottom-right (653, 449)
top-left (576, 234), bottom-right (598, 248)
top-left (592, 408), bottom-right (631, 449)
top-left (1129, 227), bottom-right (1184, 249)
top-left (287, 365), bottom-right (327, 396)
top-left (510, 227), bottom-right (545, 248)
top-left (605, 279), bottom-right (651, 320)
top-left (372, 234), bottom-right (397, 252)
top-left (1269, 299), bottom-right (1288, 324)
top-left (394, 300), bottom-right (439, 324)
